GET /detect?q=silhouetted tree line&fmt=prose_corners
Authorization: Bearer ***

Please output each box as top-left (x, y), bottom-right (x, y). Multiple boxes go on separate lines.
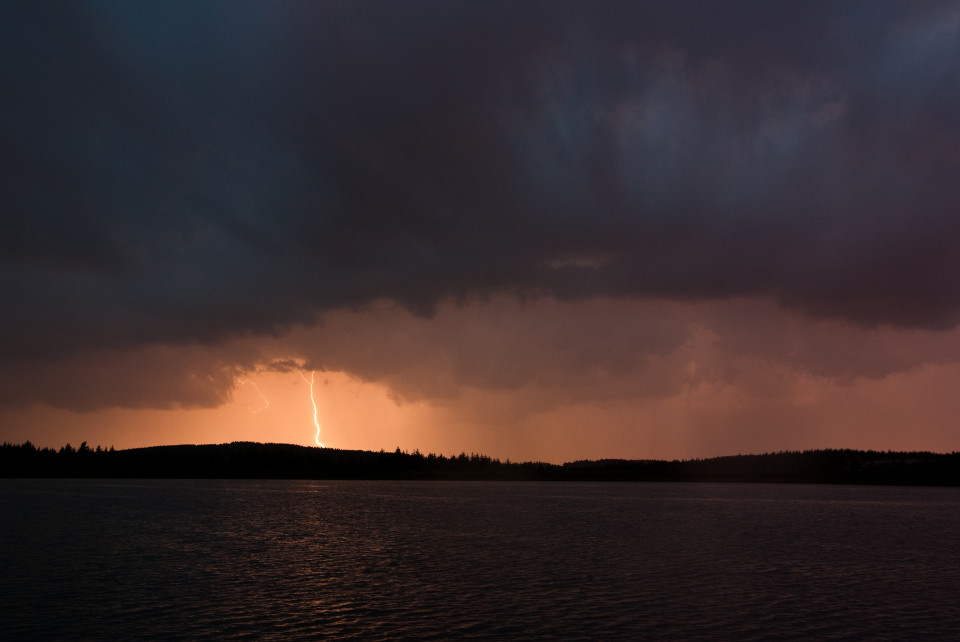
top-left (560, 449), bottom-right (960, 485)
top-left (0, 441), bottom-right (549, 481)
top-left (2, 442), bottom-right (959, 485)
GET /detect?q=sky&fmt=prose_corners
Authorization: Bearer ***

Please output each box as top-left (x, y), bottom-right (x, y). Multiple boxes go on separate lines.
top-left (2, 1), bottom-right (960, 463)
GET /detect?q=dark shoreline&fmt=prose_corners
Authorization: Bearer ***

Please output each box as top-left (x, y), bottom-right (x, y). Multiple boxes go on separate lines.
top-left (3, 441), bottom-right (960, 485)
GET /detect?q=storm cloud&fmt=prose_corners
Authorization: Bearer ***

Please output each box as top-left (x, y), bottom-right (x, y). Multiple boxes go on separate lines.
top-left (2, 1), bottom-right (960, 413)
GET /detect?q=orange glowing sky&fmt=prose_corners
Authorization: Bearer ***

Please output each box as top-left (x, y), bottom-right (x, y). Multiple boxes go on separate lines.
top-left (3, 298), bottom-right (960, 463)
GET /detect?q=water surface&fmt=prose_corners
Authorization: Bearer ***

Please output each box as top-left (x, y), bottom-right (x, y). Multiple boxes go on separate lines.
top-left (2, 480), bottom-right (959, 639)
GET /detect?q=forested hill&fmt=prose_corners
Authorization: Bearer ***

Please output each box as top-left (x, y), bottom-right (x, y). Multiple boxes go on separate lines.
top-left (2, 442), bottom-right (959, 485)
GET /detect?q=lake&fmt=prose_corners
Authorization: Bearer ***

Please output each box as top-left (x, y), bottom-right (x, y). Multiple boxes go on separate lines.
top-left (2, 479), bottom-right (959, 639)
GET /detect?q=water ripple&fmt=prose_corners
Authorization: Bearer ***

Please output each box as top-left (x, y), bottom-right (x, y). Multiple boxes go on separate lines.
top-left (2, 480), bottom-right (960, 639)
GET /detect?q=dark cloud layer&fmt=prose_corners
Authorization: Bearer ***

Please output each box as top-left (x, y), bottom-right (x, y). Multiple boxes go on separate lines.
top-left (3, 0), bottom-right (960, 370)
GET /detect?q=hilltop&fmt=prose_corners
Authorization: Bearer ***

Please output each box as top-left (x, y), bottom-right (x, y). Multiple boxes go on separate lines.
top-left (3, 441), bottom-right (960, 485)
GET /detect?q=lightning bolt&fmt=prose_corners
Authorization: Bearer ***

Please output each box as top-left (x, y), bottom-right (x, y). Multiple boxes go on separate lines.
top-left (236, 377), bottom-right (270, 413)
top-left (300, 370), bottom-right (324, 447)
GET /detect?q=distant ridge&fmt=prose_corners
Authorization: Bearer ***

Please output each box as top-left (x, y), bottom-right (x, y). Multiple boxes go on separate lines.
top-left (2, 442), bottom-right (959, 485)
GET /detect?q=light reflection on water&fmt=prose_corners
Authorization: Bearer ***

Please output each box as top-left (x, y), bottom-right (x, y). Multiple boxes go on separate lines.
top-left (2, 480), bottom-right (960, 640)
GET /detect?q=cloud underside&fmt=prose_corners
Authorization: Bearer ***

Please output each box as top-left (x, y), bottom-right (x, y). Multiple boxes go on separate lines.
top-left (1, 2), bottom-right (959, 411)
top-left (6, 297), bottom-right (960, 414)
